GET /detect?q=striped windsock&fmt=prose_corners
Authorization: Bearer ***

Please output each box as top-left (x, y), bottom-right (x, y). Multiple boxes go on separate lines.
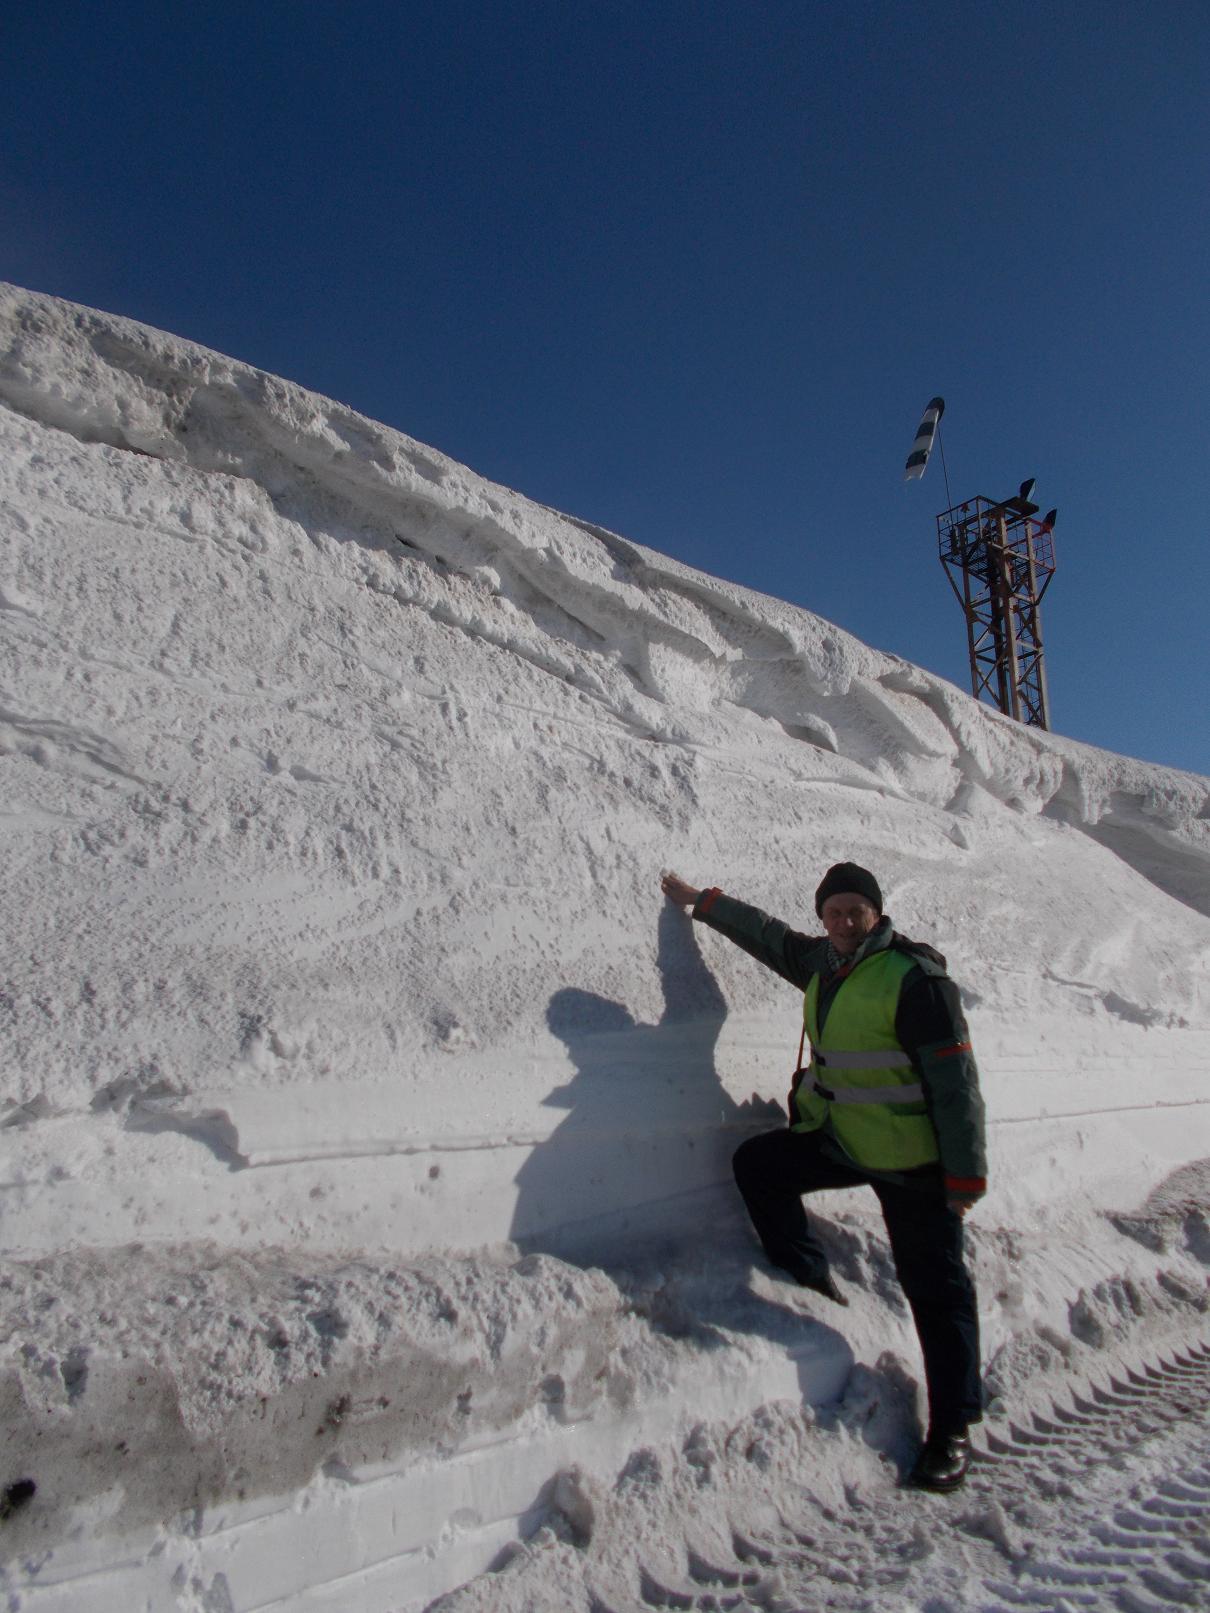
top-left (904, 396), bottom-right (945, 480)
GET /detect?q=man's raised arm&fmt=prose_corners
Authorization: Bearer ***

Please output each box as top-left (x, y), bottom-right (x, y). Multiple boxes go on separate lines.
top-left (660, 871), bottom-right (822, 991)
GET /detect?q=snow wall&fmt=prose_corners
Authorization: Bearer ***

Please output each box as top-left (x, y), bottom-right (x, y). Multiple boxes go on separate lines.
top-left (1, 284), bottom-right (1207, 1611)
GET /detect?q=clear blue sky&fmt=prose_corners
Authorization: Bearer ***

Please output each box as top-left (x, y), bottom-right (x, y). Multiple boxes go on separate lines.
top-left (5, 1), bottom-right (1208, 773)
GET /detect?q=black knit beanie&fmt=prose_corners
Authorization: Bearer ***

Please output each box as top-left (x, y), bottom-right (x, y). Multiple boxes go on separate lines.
top-left (814, 862), bottom-right (883, 917)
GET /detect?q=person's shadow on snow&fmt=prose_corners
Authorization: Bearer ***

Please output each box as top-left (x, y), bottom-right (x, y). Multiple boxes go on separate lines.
top-left (511, 902), bottom-right (748, 1260)
top-left (512, 906), bottom-right (804, 1294)
top-left (511, 902), bottom-right (852, 1397)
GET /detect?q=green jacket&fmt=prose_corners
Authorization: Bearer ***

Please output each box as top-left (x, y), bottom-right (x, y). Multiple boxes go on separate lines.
top-left (693, 890), bottom-right (987, 1198)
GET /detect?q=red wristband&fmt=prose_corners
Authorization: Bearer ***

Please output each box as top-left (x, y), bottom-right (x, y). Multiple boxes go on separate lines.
top-left (945, 1175), bottom-right (986, 1196)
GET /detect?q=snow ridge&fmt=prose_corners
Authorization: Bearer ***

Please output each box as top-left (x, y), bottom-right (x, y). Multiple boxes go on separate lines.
top-left (4, 281), bottom-right (1209, 837)
top-left (433, 1338), bottom-right (1210, 1613)
top-left (1, 285), bottom-right (1207, 1611)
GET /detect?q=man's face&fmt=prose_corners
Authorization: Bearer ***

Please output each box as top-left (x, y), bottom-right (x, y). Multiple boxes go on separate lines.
top-left (820, 893), bottom-right (881, 955)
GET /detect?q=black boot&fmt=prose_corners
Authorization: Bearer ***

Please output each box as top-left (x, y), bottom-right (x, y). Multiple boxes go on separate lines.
top-left (909, 1428), bottom-right (970, 1492)
top-left (786, 1266), bottom-right (849, 1306)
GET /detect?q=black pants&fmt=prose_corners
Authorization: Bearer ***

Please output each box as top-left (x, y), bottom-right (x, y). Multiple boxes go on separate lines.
top-left (733, 1127), bottom-right (981, 1434)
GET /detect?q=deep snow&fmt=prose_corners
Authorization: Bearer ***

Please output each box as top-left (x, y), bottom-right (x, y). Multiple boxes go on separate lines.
top-left (0, 284), bottom-right (1206, 1611)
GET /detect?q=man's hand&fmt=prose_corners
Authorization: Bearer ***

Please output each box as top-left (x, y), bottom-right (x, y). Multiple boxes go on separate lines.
top-left (661, 870), bottom-right (702, 908)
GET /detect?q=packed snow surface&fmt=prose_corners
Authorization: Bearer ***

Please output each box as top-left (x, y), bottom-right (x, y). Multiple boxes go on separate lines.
top-left (0, 284), bottom-right (1206, 1611)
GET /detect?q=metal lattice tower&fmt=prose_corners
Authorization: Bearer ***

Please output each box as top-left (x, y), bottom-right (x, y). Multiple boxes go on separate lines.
top-left (938, 484), bottom-right (1057, 729)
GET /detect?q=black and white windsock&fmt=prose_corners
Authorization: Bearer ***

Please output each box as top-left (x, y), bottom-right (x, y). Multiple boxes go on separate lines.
top-left (904, 396), bottom-right (945, 481)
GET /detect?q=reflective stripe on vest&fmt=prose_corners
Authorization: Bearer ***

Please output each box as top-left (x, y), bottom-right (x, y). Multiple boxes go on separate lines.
top-left (815, 1049), bottom-right (913, 1069)
top-left (811, 1078), bottom-right (926, 1106)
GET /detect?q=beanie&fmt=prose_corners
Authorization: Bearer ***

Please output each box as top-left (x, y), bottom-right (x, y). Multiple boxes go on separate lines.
top-left (814, 862), bottom-right (883, 917)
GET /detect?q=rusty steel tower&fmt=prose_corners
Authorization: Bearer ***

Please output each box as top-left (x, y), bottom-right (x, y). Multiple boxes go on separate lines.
top-left (938, 480), bottom-right (1057, 729)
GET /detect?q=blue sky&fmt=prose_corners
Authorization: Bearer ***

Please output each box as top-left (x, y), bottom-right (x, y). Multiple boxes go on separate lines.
top-left (4, 0), bottom-right (1208, 773)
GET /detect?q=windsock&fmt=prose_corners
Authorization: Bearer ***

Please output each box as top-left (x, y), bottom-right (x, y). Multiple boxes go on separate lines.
top-left (904, 396), bottom-right (945, 481)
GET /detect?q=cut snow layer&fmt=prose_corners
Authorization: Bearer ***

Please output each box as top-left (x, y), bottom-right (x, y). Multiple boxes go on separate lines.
top-left (0, 285), bottom-right (1207, 1610)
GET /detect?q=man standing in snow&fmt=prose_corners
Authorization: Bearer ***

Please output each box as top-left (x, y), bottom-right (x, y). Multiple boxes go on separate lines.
top-left (660, 864), bottom-right (985, 1492)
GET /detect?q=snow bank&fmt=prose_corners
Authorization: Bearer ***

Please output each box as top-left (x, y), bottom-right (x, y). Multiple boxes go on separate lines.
top-left (0, 285), bottom-right (1206, 1610)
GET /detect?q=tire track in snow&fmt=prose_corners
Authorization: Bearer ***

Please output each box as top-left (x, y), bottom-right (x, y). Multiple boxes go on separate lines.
top-left (970, 1342), bottom-right (1210, 1613)
top-left (624, 1339), bottom-right (1210, 1613)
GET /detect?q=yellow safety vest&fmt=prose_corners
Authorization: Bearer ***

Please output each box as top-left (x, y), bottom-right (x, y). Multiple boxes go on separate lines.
top-left (793, 949), bottom-right (939, 1170)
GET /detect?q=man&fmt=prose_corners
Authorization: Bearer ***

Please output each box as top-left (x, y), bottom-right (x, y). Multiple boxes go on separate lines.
top-left (660, 863), bottom-right (985, 1492)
